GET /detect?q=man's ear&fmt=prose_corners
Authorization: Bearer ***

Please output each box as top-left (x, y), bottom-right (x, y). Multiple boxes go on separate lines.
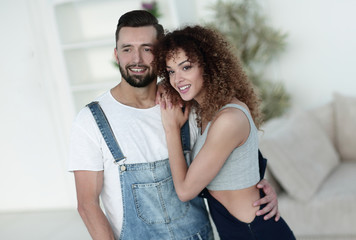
top-left (114, 48), bottom-right (119, 64)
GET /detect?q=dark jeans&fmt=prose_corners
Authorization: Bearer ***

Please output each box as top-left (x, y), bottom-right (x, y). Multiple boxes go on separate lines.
top-left (200, 151), bottom-right (296, 239)
top-left (204, 188), bottom-right (296, 240)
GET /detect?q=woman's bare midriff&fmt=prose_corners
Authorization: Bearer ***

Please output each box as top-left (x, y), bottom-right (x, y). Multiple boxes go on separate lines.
top-left (209, 184), bottom-right (260, 223)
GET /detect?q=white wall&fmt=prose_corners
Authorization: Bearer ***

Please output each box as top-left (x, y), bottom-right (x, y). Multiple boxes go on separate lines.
top-left (1, 0), bottom-right (355, 212)
top-left (263, 0), bottom-right (356, 110)
top-left (196, 0), bottom-right (356, 111)
top-left (0, 0), bottom-right (76, 211)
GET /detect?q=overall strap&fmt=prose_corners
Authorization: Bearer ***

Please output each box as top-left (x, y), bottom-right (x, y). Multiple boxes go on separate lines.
top-left (87, 101), bottom-right (190, 164)
top-left (258, 150), bottom-right (267, 180)
top-left (180, 120), bottom-right (190, 153)
top-left (180, 106), bottom-right (191, 153)
top-left (87, 101), bottom-right (126, 163)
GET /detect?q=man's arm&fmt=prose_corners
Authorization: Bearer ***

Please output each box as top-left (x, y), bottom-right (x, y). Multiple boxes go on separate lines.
top-left (254, 150), bottom-right (280, 221)
top-left (74, 170), bottom-right (115, 240)
top-left (254, 179), bottom-right (280, 221)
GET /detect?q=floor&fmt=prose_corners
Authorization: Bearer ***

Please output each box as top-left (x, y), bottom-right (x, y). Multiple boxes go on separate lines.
top-left (0, 209), bottom-right (91, 240)
top-left (1, 210), bottom-right (355, 240)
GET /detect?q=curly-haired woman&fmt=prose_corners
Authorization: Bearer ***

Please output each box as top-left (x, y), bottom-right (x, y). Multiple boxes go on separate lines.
top-left (154, 25), bottom-right (295, 239)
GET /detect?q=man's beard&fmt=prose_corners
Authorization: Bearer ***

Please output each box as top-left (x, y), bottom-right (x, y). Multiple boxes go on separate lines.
top-left (119, 64), bottom-right (156, 88)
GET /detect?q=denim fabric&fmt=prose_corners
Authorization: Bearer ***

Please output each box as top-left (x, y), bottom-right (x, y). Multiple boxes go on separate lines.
top-left (119, 159), bottom-right (212, 240)
top-left (88, 102), bottom-right (213, 240)
top-left (87, 102), bottom-right (125, 161)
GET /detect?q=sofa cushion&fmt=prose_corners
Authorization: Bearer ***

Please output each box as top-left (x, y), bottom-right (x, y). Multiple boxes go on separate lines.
top-left (260, 111), bottom-right (339, 201)
top-left (278, 162), bottom-right (356, 236)
top-left (264, 167), bottom-right (282, 194)
top-left (334, 93), bottom-right (356, 161)
top-left (308, 102), bottom-right (336, 146)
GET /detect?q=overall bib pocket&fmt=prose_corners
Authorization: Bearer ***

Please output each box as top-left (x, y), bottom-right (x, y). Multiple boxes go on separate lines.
top-left (132, 176), bottom-right (190, 224)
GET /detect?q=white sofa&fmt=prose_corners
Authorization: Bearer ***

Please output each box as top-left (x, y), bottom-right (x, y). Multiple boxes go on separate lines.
top-left (259, 93), bottom-right (356, 239)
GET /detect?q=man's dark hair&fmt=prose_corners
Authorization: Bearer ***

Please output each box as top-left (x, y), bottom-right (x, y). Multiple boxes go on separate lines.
top-left (115, 10), bottom-right (164, 48)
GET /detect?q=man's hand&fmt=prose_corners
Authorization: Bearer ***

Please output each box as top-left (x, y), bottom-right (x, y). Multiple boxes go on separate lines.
top-left (155, 82), bottom-right (166, 105)
top-left (253, 179), bottom-right (280, 221)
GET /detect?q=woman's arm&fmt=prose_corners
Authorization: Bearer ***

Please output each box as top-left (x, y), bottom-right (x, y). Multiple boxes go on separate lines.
top-left (161, 102), bottom-right (249, 201)
top-left (160, 100), bottom-right (281, 220)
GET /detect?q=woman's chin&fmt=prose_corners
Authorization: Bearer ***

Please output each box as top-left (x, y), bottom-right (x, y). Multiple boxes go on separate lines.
top-left (180, 95), bottom-right (193, 102)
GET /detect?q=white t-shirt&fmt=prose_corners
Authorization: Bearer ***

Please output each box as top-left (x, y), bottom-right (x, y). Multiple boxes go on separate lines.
top-left (68, 91), bottom-right (198, 238)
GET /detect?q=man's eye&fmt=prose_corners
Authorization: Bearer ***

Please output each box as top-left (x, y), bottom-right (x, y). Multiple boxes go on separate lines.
top-left (144, 48), bottom-right (152, 52)
top-left (123, 48), bottom-right (130, 52)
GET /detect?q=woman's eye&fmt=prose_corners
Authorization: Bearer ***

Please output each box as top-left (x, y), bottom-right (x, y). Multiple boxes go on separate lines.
top-left (167, 70), bottom-right (174, 75)
top-left (144, 48), bottom-right (152, 52)
top-left (183, 65), bottom-right (192, 71)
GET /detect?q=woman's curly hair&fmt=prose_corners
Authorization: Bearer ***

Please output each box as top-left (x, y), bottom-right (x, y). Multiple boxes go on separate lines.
top-left (153, 25), bottom-right (262, 128)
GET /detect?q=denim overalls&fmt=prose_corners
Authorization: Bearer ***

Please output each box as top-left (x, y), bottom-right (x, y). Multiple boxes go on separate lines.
top-left (88, 102), bottom-right (213, 240)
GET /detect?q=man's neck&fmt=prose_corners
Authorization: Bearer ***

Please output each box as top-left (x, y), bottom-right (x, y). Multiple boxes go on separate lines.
top-left (111, 80), bottom-right (157, 109)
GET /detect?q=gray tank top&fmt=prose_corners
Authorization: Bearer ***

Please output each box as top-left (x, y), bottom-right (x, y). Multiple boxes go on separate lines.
top-left (191, 104), bottom-right (260, 190)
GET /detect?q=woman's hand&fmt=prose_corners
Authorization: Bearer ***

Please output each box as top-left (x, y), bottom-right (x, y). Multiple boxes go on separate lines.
top-left (159, 96), bottom-right (190, 133)
top-left (155, 83), bottom-right (183, 107)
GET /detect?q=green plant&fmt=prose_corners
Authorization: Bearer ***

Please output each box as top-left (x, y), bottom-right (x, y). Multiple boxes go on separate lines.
top-left (141, 1), bottom-right (162, 18)
top-left (205, 0), bottom-right (290, 121)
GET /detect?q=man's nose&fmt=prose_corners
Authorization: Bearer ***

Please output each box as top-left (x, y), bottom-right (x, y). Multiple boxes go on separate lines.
top-left (132, 50), bottom-right (143, 64)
